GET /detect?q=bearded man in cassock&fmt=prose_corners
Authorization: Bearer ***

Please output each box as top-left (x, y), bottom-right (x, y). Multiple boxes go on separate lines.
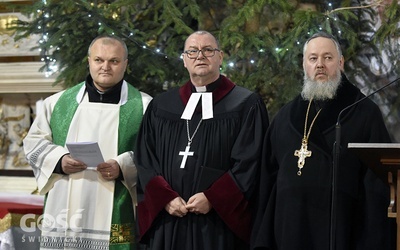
top-left (134, 30), bottom-right (269, 250)
top-left (23, 35), bottom-right (152, 249)
top-left (251, 32), bottom-right (395, 250)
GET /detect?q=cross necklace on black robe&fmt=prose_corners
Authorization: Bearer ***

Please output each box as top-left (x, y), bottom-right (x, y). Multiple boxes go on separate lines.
top-left (294, 99), bottom-right (322, 176)
top-left (179, 119), bottom-right (203, 168)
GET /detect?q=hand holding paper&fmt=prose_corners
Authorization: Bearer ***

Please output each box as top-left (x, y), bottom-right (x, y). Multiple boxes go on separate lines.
top-left (66, 142), bottom-right (104, 169)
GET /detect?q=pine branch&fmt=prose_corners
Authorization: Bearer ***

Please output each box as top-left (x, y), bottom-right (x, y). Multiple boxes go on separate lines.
top-left (325, 0), bottom-right (384, 15)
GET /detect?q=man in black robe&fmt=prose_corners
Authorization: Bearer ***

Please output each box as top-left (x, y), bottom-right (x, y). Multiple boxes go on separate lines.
top-left (251, 32), bottom-right (395, 250)
top-left (134, 31), bottom-right (269, 249)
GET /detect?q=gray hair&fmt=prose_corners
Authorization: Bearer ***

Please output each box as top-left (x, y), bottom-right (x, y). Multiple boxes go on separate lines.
top-left (303, 32), bottom-right (342, 58)
top-left (184, 30), bottom-right (220, 49)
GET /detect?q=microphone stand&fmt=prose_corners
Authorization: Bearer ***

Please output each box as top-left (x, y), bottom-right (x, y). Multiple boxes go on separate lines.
top-left (330, 76), bottom-right (400, 250)
top-left (330, 124), bottom-right (340, 250)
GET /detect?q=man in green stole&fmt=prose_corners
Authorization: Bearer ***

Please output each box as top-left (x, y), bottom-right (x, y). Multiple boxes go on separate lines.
top-left (23, 35), bottom-right (152, 250)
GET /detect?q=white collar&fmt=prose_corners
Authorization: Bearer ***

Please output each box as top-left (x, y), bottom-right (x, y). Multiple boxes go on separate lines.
top-left (181, 92), bottom-right (213, 120)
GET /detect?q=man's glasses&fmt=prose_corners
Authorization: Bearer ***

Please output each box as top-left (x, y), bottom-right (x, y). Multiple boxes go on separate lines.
top-left (183, 48), bottom-right (221, 59)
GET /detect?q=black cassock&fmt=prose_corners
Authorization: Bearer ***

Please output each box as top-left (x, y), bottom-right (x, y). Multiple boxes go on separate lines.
top-left (252, 75), bottom-right (395, 250)
top-left (135, 75), bottom-right (269, 250)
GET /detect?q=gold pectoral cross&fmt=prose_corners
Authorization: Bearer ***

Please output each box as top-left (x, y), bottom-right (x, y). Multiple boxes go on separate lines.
top-left (294, 139), bottom-right (312, 176)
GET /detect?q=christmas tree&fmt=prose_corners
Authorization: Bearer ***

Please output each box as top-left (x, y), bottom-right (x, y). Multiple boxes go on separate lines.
top-left (10, 0), bottom-right (400, 140)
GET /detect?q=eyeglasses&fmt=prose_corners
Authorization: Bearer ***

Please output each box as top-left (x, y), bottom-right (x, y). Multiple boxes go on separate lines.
top-left (183, 48), bottom-right (221, 59)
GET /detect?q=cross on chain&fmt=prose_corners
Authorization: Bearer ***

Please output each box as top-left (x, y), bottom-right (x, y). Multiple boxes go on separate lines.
top-left (294, 142), bottom-right (312, 175)
top-left (179, 144), bottom-right (194, 168)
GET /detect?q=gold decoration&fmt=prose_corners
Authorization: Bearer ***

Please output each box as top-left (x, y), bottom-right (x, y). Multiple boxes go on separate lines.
top-left (0, 103), bottom-right (31, 169)
top-left (146, 39), bottom-right (157, 47)
top-left (0, 213), bottom-right (41, 233)
top-left (0, 100), bottom-right (9, 166)
top-left (294, 99), bottom-right (322, 176)
top-left (0, 15), bottom-right (18, 36)
top-left (0, 213), bottom-right (12, 233)
top-left (1, 39), bottom-right (9, 46)
top-left (110, 223), bottom-right (135, 245)
top-left (3, 114), bottom-right (25, 122)
top-left (0, 133), bottom-right (9, 155)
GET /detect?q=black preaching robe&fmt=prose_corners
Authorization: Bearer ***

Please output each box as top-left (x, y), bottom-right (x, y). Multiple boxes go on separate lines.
top-left (135, 75), bottom-right (269, 250)
top-left (252, 75), bottom-right (395, 250)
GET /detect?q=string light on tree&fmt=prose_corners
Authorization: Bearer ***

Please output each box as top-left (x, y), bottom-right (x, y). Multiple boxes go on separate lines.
top-left (23, 1), bottom-right (394, 84)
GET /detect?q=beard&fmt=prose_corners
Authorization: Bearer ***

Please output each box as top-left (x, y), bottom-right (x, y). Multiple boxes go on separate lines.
top-left (301, 69), bottom-right (342, 101)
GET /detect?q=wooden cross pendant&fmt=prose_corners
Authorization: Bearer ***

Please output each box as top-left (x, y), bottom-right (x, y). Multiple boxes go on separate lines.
top-left (179, 144), bottom-right (194, 169)
top-left (294, 141), bottom-right (312, 176)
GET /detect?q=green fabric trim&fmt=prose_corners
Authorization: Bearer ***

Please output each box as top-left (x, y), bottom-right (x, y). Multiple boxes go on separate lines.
top-left (110, 84), bottom-right (142, 249)
top-left (117, 84), bottom-right (143, 153)
top-left (50, 82), bottom-right (83, 146)
top-left (49, 82), bottom-right (143, 249)
top-left (49, 82), bottom-right (143, 151)
top-left (109, 181), bottom-right (136, 249)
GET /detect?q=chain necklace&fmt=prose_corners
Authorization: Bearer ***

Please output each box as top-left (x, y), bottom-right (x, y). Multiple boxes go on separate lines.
top-left (294, 99), bottom-right (322, 176)
top-left (178, 119), bottom-right (203, 169)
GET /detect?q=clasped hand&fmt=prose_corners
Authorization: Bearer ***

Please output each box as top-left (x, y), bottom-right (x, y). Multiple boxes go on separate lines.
top-left (62, 154), bottom-right (120, 180)
top-left (165, 193), bottom-right (212, 217)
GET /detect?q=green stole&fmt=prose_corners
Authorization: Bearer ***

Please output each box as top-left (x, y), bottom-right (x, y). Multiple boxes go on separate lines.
top-left (50, 82), bottom-right (143, 249)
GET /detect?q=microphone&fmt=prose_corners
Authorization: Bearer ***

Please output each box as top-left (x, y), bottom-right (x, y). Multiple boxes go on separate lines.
top-left (330, 76), bottom-right (400, 250)
top-left (336, 76), bottom-right (400, 126)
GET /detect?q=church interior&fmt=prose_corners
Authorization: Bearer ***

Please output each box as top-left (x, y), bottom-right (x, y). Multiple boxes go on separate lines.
top-left (0, 2), bottom-right (60, 248)
top-left (0, 0), bottom-right (399, 249)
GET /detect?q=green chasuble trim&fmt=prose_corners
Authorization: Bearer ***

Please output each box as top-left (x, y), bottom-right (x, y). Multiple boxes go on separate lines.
top-left (49, 82), bottom-right (143, 250)
top-left (50, 82), bottom-right (83, 146)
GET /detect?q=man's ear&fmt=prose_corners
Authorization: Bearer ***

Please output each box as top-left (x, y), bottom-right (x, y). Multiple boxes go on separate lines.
top-left (339, 55), bottom-right (345, 71)
top-left (183, 56), bottom-right (188, 68)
